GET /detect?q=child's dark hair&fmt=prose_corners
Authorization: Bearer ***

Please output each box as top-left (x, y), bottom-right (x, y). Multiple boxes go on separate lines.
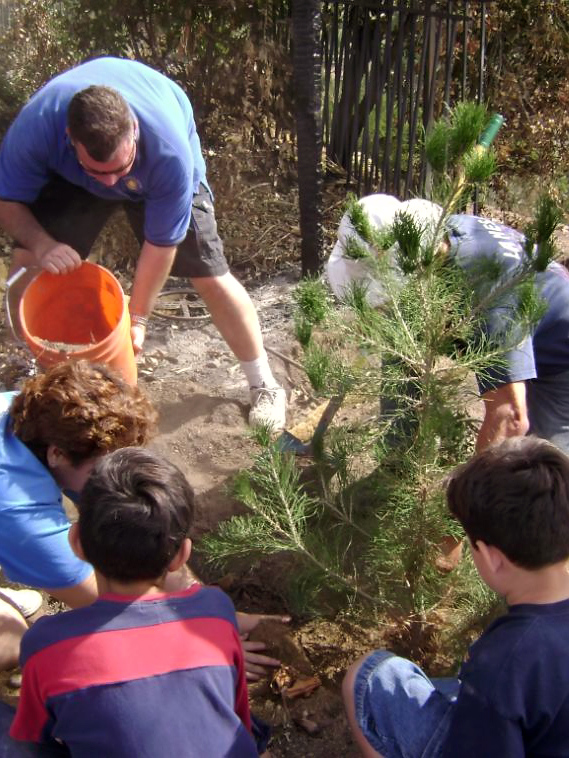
top-left (447, 436), bottom-right (569, 569)
top-left (78, 447), bottom-right (194, 582)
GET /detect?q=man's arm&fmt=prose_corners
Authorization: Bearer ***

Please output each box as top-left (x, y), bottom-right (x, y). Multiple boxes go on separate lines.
top-left (0, 199), bottom-right (82, 273)
top-left (128, 240), bottom-right (177, 354)
top-left (476, 380), bottom-right (529, 452)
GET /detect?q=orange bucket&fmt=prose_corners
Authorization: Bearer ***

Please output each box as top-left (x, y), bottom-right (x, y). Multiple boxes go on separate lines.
top-left (18, 261), bottom-right (137, 385)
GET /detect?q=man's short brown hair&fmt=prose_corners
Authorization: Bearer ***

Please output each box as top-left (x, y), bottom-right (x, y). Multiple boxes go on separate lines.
top-left (10, 361), bottom-right (157, 466)
top-left (67, 85), bottom-right (133, 161)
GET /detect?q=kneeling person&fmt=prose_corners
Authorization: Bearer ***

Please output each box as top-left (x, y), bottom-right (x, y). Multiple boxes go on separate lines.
top-left (343, 437), bottom-right (569, 757)
top-left (10, 448), bottom-right (257, 757)
top-left (0, 360), bottom-right (156, 671)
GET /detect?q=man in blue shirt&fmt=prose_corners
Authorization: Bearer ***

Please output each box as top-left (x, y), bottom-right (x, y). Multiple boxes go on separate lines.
top-left (0, 57), bottom-right (286, 430)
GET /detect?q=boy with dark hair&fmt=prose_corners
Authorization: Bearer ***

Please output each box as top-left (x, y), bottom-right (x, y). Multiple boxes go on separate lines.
top-left (342, 436), bottom-right (569, 757)
top-left (9, 447), bottom-right (258, 757)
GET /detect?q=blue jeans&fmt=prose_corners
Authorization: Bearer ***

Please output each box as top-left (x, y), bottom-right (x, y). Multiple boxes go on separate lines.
top-left (527, 370), bottom-right (569, 454)
top-left (354, 651), bottom-right (459, 758)
top-left (0, 702), bottom-right (69, 757)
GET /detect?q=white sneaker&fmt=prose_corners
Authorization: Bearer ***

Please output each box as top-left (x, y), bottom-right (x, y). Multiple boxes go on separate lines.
top-left (0, 587), bottom-right (43, 618)
top-left (249, 384), bottom-right (287, 430)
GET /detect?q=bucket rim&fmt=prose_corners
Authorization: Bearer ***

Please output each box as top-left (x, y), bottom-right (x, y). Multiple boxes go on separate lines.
top-left (19, 261), bottom-right (128, 358)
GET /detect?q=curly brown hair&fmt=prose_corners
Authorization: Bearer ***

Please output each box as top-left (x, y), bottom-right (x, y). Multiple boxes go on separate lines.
top-left (10, 361), bottom-right (157, 466)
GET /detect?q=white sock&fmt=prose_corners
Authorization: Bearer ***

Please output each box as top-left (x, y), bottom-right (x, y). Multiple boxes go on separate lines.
top-left (240, 352), bottom-right (278, 389)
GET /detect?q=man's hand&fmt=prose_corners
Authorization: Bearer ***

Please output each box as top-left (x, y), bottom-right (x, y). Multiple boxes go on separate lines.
top-left (38, 243), bottom-right (82, 274)
top-left (130, 323), bottom-right (146, 355)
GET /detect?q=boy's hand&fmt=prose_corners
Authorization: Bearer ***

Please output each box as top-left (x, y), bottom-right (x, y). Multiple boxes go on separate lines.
top-left (241, 636), bottom-right (281, 681)
top-left (236, 612), bottom-right (292, 681)
top-left (236, 611), bottom-right (291, 635)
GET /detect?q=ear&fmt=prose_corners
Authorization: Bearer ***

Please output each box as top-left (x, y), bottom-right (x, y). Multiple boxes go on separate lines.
top-left (475, 540), bottom-right (504, 574)
top-left (68, 522), bottom-right (86, 561)
top-left (168, 538), bottom-right (192, 573)
top-left (46, 444), bottom-right (68, 471)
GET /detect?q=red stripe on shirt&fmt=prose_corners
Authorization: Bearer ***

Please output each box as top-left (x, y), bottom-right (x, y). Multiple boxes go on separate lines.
top-left (32, 617), bottom-right (241, 695)
top-left (11, 616), bottom-right (249, 742)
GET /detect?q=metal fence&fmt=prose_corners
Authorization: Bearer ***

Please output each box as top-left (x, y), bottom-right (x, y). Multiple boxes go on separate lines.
top-left (321, 0), bottom-right (490, 198)
top-left (0, 0), bottom-right (15, 30)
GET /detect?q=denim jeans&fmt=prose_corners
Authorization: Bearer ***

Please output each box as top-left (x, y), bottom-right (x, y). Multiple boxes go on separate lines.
top-left (527, 369), bottom-right (569, 454)
top-left (354, 651), bottom-right (459, 758)
top-left (0, 702), bottom-right (69, 757)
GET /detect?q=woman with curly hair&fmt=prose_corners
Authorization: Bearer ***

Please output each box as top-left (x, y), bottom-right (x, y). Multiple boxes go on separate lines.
top-left (0, 360), bottom-right (157, 671)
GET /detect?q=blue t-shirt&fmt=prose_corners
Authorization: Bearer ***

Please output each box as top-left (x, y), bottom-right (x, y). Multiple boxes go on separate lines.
top-left (442, 598), bottom-right (569, 757)
top-left (0, 57), bottom-right (208, 246)
top-left (11, 584), bottom-right (257, 758)
top-left (0, 392), bottom-right (92, 588)
top-left (447, 215), bottom-right (569, 393)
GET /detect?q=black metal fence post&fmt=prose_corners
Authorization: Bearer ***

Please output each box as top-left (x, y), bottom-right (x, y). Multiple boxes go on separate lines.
top-left (292, 0), bottom-right (324, 275)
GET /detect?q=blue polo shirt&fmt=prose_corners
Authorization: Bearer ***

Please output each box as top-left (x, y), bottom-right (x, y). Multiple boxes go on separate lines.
top-left (0, 57), bottom-right (208, 246)
top-left (0, 392), bottom-right (93, 588)
top-left (447, 214), bottom-right (569, 393)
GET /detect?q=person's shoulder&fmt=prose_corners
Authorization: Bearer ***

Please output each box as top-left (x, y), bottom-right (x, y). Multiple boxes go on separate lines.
top-left (187, 584), bottom-right (238, 618)
top-left (0, 391), bottom-right (17, 414)
top-left (69, 56), bottom-right (150, 77)
top-left (157, 584), bottom-right (238, 628)
top-left (469, 602), bottom-right (569, 674)
top-left (20, 605), bottom-right (87, 664)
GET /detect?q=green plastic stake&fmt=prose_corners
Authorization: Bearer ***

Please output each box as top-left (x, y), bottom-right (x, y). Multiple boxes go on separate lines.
top-left (478, 113), bottom-right (504, 150)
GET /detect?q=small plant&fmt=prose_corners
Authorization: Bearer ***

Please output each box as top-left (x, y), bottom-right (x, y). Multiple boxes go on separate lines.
top-left (293, 276), bottom-right (331, 347)
top-left (201, 103), bottom-right (560, 646)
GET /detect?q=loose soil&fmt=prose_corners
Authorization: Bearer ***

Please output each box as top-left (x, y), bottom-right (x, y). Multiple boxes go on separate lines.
top-left (36, 339), bottom-right (94, 352)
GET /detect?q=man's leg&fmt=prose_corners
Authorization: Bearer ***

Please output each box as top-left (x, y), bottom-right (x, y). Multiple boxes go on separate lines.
top-left (191, 272), bottom-right (286, 428)
top-left (127, 186), bottom-right (286, 428)
top-left (190, 272), bottom-right (263, 361)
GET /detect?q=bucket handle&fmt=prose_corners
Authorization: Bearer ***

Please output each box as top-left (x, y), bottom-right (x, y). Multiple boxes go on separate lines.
top-left (4, 266), bottom-right (39, 345)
